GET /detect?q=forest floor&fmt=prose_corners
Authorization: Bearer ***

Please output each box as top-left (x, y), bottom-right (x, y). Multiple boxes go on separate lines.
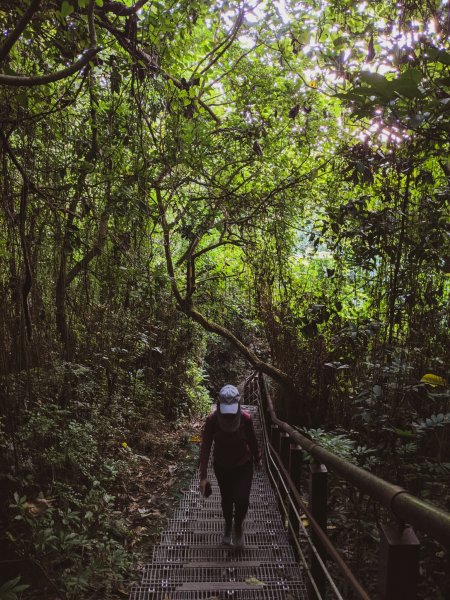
top-left (116, 415), bottom-right (204, 597)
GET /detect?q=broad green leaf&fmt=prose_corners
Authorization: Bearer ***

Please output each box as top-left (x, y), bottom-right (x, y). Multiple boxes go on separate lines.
top-left (0, 576), bottom-right (29, 597)
top-left (360, 71), bottom-right (388, 87)
top-left (333, 36), bottom-right (347, 49)
top-left (391, 68), bottom-right (422, 99)
top-left (372, 385), bottom-right (382, 397)
top-left (394, 428), bottom-right (414, 437)
top-left (296, 30), bottom-right (310, 45)
top-left (0, 576), bottom-right (20, 592)
top-left (354, 71), bottom-right (395, 100)
top-left (360, 71), bottom-right (394, 98)
top-left (435, 76), bottom-right (450, 86)
top-left (60, 0), bottom-right (74, 17)
top-left (427, 47), bottom-right (450, 66)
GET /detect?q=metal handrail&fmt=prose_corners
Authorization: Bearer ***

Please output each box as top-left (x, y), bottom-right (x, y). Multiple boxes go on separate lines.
top-left (266, 437), bottom-right (371, 600)
top-left (258, 371), bottom-right (450, 547)
top-left (247, 372), bottom-right (370, 600)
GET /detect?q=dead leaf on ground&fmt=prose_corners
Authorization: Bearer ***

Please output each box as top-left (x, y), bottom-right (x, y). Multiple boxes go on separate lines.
top-left (23, 498), bottom-right (53, 517)
top-left (137, 507), bottom-right (164, 518)
top-left (245, 577), bottom-right (265, 586)
top-left (135, 453), bottom-right (152, 462)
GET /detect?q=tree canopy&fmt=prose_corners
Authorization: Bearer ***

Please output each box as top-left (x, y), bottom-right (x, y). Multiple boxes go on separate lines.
top-left (0, 0), bottom-right (449, 597)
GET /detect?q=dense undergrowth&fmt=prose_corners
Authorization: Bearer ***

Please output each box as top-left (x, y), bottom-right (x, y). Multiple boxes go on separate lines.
top-left (0, 363), bottom-right (203, 600)
top-left (0, 306), bottom-right (248, 600)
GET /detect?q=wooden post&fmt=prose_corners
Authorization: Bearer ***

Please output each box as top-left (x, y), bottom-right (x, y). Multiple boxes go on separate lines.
top-left (270, 424), bottom-right (280, 452)
top-left (289, 444), bottom-right (303, 493)
top-left (378, 523), bottom-right (419, 600)
top-left (279, 432), bottom-right (290, 468)
top-left (278, 432), bottom-right (290, 530)
top-left (308, 462), bottom-right (328, 600)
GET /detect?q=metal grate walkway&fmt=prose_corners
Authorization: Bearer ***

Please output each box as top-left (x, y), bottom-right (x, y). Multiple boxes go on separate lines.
top-left (130, 404), bottom-right (308, 599)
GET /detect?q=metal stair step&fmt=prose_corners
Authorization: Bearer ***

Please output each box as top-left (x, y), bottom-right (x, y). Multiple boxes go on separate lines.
top-left (159, 531), bottom-right (289, 546)
top-left (141, 562), bottom-right (303, 584)
top-left (172, 507), bottom-right (285, 520)
top-left (130, 583), bottom-right (307, 599)
top-left (165, 517), bottom-right (285, 532)
top-left (151, 545), bottom-right (297, 563)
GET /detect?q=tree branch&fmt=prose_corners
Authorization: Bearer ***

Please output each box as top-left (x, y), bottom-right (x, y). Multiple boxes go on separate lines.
top-left (155, 185), bottom-right (185, 307)
top-left (100, 0), bottom-right (150, 16)
top-left (88, 0), bottom-right (98, 47)
top-left (0, 47), bottom-right (100, 87)
top-left (0, 131), bottom-right (57, 210)
top-left (192, 8), bottom-right (245, 79)
top-left (155, 180), bottom-right (292, 388)
top-left (98, 16), bottom-right (221, 123)
top-left (0, 0), bottom-right (41, 63)
top-left (185, 305), bottom-right (291, 387)
top-left (65, 210), bottom-right (109, 286)
top-left (19, 182), bottom-right (33, 339)
top-left (192, 238), bottom-right (244, 260)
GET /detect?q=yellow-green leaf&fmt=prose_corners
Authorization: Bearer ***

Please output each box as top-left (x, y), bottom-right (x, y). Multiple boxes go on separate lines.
top-left (420, 374), bottom-right (447, 387)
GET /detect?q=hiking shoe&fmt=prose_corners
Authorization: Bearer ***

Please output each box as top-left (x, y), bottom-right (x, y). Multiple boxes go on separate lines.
top-left (233, 523), bottom-right (244, 548)
top-left (222, 525), bottom-right (232, 545)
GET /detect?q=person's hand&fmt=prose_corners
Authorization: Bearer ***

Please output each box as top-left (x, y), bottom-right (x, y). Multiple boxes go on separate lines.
top-left (255, 458), bottom-right (263, 470)
top-left (199, 478), bottom-right (208, 496)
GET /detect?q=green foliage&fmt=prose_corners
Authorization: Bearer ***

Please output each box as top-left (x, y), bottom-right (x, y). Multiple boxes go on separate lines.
top-left (414, 412), bottom-right (450, 431)
top-left (0, 0), bottom-right (449, 597)
top-left (0, 578), bottom-right (29, 600)
top-left (298, 426), bottom-right (376, 467)
top-left (6, 488), bottom-right (130, 598)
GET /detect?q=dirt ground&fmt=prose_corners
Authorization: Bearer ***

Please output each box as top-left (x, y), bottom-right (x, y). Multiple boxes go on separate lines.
top-left (117, 416), bottom-right (204, 596)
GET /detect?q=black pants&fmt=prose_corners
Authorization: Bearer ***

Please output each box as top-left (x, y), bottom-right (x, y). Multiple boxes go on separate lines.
top-left (214, 461), bottom-right (253, 531)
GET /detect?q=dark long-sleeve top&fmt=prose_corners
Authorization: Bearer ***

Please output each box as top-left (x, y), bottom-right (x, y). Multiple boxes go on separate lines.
top-left (199, 410), bottom-right (260, 480)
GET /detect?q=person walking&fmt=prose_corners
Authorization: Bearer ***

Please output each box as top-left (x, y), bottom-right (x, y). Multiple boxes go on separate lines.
top-left (199, 384), bottom-right (261, 547)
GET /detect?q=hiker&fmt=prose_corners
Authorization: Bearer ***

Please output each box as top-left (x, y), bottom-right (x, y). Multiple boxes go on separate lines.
top-left (199, 384), bottom-right (261, 547)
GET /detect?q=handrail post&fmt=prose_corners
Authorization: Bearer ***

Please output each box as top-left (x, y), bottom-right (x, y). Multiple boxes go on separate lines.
top-left (279, 432), bottom-right (290, 530)
top-left (309, 461), bottom-right (328, 600)
top-left (270, 424), bottom-right (280, 487)
top-left (378, 523), bottom-right (419, 600)
top-left (288, 443), bottom-right (303, 551)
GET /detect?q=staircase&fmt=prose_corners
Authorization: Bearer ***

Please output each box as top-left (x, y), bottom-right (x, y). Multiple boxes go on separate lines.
top-left (129, 404), bottom-right (308, 599)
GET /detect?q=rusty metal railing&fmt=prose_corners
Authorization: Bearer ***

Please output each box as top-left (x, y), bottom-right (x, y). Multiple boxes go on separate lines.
top-left (244, 371), bottom-right (450, 600)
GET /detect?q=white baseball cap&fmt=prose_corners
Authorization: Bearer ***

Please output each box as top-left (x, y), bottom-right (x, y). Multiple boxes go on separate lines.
top-left (218, 384), bottom-right (240, 414)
